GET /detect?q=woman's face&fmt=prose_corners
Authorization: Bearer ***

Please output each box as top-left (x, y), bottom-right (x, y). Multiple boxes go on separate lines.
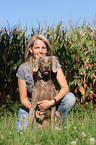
top-left (31, 39), bottom-right (48, 59)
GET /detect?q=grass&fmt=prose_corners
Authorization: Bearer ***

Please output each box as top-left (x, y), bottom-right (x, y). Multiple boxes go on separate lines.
top-left (0, 102), bottom-right (96, 145)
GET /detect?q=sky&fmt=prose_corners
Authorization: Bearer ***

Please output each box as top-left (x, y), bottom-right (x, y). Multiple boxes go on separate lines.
top-left (0, 0), bottom-right (96, 34)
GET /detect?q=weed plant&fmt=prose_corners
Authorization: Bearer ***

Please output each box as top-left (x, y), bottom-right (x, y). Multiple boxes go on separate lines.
top-left (0, 102), bottom-right (96, 145)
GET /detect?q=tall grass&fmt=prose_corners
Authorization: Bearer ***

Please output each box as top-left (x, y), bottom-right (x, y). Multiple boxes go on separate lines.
top-left (0, 103), bottom-right (96, 145)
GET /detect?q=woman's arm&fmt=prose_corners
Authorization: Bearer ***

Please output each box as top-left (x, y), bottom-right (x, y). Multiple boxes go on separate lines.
top-left (38, 67), bottom-right (69, 110)
top-left (18, 78), bottom-right (31, 109)
top-left (53, 67), bottom-right (69, 102)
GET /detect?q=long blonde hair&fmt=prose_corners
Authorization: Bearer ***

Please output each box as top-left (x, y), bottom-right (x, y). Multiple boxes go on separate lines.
top-left (25, 34), bottom-right (52, 65)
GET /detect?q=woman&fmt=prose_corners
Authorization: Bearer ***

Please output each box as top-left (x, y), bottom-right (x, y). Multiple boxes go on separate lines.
top-left (15, 34), bottom-right (76, 130)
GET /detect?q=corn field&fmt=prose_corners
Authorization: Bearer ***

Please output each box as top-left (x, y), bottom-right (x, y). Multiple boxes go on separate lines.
top-left (0, 19), bottom-right (96, 107)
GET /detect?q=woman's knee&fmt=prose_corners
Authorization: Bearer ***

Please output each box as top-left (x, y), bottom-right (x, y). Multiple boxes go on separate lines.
top-left (15, 108), bottom-right (29, 130)
top-left (64, 92), bottom-right (76, 108)
top-left (57, 92), bottom-right (76, 113)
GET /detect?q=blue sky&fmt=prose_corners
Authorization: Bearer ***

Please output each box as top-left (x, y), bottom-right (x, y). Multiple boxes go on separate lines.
top-left (0, 0), bottom-right (96, 34)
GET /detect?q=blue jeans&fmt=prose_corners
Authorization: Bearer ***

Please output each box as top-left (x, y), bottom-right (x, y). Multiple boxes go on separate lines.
top-left (15, 92), bottom-right (76, 130)
top-left (57, 92), bottom-right (76, 125)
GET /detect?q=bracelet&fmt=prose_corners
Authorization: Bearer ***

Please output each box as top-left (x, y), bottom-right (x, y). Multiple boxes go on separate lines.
top-left (53, 98), bottom-right (57, 105)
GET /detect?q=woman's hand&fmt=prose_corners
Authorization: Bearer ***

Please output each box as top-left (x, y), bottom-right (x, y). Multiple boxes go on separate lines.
top-left (35, 110), bottom-right (44, 120)
top-left (37, 100), bottom-right (53, 111)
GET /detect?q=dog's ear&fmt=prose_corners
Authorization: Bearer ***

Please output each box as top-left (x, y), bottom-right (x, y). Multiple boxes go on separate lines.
top-left (33, 58), bottom-right (39, 72)
top-left (52, 56), bottom-right (59, 73)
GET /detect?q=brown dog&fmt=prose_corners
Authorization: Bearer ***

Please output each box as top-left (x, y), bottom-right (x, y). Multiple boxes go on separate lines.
top-left (28, 56), bottom-right (61, 129)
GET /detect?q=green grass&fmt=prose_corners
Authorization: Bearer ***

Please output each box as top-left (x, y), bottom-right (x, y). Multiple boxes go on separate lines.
top-left (0, 103), bottom-right (96, 145)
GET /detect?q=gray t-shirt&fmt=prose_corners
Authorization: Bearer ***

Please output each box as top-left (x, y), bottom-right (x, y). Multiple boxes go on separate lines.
top-left (16, 58), bottom-right (61, 97)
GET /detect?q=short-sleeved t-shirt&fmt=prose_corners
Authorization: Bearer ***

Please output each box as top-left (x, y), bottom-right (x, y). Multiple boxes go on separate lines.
top-left (16, 58), bottom-right (61, 97)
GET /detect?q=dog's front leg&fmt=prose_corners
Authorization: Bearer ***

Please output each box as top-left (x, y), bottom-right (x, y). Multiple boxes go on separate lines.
top-left (28, 106), bottom-right (35, 129)
top-left (51, 106), bottom-right (56, 129)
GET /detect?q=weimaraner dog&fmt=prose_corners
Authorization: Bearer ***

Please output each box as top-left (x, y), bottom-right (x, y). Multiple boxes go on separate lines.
top-left (28, 56), bottom-right (61, 129)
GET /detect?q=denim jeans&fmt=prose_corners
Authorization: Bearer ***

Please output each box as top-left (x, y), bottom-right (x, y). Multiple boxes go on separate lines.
top-left (15, 92), bottom-right (76, 130)
top-left (57, 92), bottom-right (76, 125)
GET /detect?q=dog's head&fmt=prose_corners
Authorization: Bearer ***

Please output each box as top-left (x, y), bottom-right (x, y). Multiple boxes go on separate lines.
top-left (33, 56), bottom-right (59, 75)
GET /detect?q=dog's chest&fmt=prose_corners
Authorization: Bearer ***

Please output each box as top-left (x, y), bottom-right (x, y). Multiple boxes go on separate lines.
top-left (32, 79), bottom-right (56, 101)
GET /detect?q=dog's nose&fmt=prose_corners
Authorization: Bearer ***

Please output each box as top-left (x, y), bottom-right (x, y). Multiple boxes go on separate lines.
top-left (45, 66), bottom-right (50, 70)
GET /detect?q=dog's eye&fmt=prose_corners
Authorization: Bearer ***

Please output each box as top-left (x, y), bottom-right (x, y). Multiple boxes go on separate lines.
top-left (40, 59), bottom-right (44, 64)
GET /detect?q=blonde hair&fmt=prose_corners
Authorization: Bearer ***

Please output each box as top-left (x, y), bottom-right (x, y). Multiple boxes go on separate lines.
top-left (25, 34), bottom-right (52, 65)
